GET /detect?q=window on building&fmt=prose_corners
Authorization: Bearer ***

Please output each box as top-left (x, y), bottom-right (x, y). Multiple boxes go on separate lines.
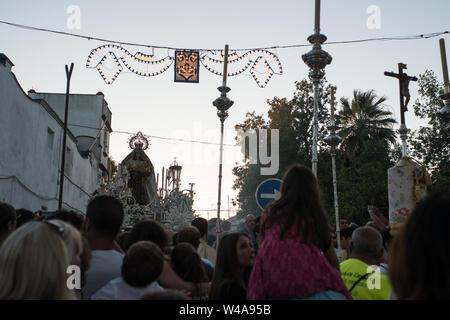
top-left (103, 130), bottom-right (108, 150)
top-left (64, 147), bottom-right (72, 175)
top-left (47, 128), bottom-right (54, 149)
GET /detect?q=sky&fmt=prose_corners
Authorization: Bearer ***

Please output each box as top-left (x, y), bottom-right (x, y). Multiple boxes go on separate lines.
top-left (1, 0), bottom-right (449, 219)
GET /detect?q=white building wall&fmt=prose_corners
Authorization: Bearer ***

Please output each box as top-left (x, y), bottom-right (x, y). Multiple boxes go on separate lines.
top-left (28, 92), bottom-right (112, 172)
top-left (0, 56), bottom-right (100, 212)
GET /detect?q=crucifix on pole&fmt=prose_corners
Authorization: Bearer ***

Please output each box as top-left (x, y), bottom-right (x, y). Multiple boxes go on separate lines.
top-left (384, 63), bottom-right (417, 157)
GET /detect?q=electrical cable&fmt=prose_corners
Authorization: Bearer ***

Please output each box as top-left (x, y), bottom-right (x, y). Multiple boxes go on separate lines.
top-left (0, 20), bottom-right (447, 51)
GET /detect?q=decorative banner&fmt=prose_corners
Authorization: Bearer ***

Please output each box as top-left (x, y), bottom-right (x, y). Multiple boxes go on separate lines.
top-left (86, 45), bottom-right (282, 87)
top-left (174, 50), bottom-right (199, 83)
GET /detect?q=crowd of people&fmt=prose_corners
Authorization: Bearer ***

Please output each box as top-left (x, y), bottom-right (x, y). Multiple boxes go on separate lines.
top-left (0, 164), bottom-right (449, 300)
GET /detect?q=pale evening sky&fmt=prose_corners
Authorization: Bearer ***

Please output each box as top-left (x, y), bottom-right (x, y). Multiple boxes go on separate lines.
top-left (1, 0), bottom-right (449, 219)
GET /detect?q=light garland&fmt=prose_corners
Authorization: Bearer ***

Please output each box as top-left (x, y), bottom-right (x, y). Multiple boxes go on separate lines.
top-left (87, 45), bottom-right (282, 87)
top-left (200, 49), bottom-right (283, 88)
top-left (87, 44), bottom-right (174, 84)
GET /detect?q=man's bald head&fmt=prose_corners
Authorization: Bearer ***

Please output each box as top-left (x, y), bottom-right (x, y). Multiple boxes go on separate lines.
top-left (351, 226), bottom-right (383, 260)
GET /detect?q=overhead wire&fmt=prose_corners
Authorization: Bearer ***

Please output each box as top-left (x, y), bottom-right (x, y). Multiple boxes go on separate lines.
top-left (0, 20), bottom-right (448, 52)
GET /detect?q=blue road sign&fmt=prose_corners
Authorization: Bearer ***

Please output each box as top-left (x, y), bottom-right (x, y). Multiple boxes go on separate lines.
top-left (255, 178), bottom-right (282, 210)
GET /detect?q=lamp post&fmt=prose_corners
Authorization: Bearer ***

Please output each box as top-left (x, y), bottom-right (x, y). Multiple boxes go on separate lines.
top-left (302, 0), bottom-right (332, 176)
top-left (212, 44), bottom-right (234, 248)
top-left (324, 88), bottom-right (343, 255)
top-left (168, 158), bottom-right (182, 191)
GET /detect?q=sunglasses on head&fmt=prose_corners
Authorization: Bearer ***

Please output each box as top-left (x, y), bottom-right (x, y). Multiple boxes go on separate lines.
top-left (44, 219), bottom-right (65, 235)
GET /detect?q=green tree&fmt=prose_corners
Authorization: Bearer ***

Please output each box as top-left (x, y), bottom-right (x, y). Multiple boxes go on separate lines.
top-left (337, 139), bottom-right (394, 225)
top-left (336, 90), bottom-right (397, 163)
top-left (232, 78), bottom-right (334, 218)
top-left (410, 70), bottom-right (450, 192)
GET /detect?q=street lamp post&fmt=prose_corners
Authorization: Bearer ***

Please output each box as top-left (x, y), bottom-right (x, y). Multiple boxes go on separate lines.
top-left (324, 88), bottom-right (343, 256)
top-left (168, 158), bottom-right (182, 191)
top-left (212, 44), bottom-right (234, 248)
top-left (302, 0), bottom-right (332, 176)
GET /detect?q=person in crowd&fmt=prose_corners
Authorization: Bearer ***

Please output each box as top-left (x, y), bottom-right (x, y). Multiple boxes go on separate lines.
top-left (380, 226), bottom-right (397, 300)
top-left (117, 230), bottom-right (131, 252)
top-left (247, 164), bottom-right (351, 300)
top-left (221, 220), bottom-right (231, 232)
top-left (240, 214), bottom-right (257, 250)
top-left (336, 225), bottom-right (358, 262)
top-left (368, 205), bottom-right (389, 232)
top-left (92, 241), bottom-right (164, 300)
top-left (340, 226), bottom-right (391, 300)
top-left (0, 202), bottom-right (16, 247)
top-left (389, 191), bottom-right (450, 299)
top-left (82, 195), bottom-right (125, 300)
top-left (330, 224), bottom-right (337, 248)
top-left (51, 209), bottom-right (85, 231)
top-left (165, 229), bottom-right (175, 246)
top-left (170, 242), bottom-right (209, 299)
top-left (192, 217), bottom-right (217, 267)
top-left (380, 227), bottom-right (393, 276)
top-left (0, 220), bottom-right (78, 299)
top-left (125, 218), bottom-right (202, 295)
top-left (209, 232), bottom-right (255, 300)
top-left (175, 226), bottom-right (214, 280)
top-left (206, 218), bottom-right (217, 247)
top-left (253, 220), bottom-right (263, 253)
top-left (126, 219), bottom-right (168, 251)
top-left (48, 211), bottom-right (90, 298)
top-left (339, 218), bottom-right (349, 232)
top-left (49, 219), bottom-right (83, 267)
top-left (47, 219), bottom-right (85, 299)
top-left (15, 208), bottom-right (35, 229)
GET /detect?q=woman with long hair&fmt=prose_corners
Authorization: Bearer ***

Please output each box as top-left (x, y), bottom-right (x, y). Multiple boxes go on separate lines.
top-left (209, 232), bottom-right (255, 300)
top-left (170, 242), bottom-right (209, 299)
top-left (247, 164), bottom-right (351, 300)
top-left (0, 220), bottom-right (79, 299)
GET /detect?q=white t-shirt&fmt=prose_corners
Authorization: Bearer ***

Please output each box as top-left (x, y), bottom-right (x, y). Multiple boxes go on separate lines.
top-left (91, 277), bottom-right (163, 300)
top-left (82, 250), bottom-right (124, 300)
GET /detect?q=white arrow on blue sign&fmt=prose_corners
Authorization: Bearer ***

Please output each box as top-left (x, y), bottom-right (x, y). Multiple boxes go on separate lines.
top-left (255, 178), bottom-right (282, 210)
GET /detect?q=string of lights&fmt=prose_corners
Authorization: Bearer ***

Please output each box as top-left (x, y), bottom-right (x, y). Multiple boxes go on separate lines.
top-left (0, 20), bottom-right (448, 51)
top-left (2, 20), bottom-right (448, 87)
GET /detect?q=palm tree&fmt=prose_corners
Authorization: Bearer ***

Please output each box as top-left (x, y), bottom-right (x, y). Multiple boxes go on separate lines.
top-left (336, 90), bottom-right (396, 162)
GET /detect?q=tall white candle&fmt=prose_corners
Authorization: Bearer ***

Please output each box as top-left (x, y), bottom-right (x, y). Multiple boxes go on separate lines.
top-left (330, 87), bottom-right (335, 123)
top-left (222, 44), bottom-right (229, 87)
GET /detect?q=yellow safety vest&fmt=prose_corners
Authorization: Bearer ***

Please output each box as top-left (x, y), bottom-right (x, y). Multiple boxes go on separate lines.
top-left (340, 258), bottom-right (391, 300)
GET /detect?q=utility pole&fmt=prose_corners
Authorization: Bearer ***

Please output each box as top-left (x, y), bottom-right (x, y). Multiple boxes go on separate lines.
top-left (58, 63), bottom-right (74, 211)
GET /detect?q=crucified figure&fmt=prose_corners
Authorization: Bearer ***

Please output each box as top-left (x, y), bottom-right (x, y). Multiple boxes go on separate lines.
top-left (400, 77), bottom-right (411, 112)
